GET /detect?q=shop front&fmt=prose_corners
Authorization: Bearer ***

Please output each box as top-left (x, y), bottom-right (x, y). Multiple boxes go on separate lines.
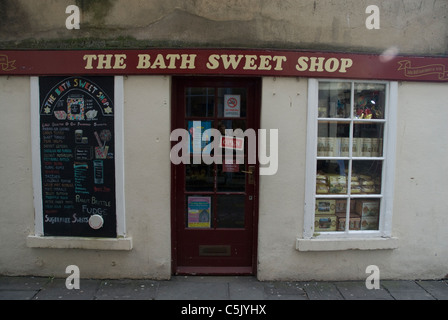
top-left (0, 49), bottom-right (447, 280)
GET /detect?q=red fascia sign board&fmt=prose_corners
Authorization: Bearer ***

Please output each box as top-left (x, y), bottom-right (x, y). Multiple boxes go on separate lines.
top-left (0, 49), bottom-right (447, 82)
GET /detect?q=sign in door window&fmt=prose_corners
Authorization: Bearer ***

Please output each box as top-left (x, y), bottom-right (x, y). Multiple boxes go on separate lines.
top-left (187, 196), bottom-right (212, 228)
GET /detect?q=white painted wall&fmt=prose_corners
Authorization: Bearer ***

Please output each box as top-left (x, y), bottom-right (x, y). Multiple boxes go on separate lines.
top-left (257, 77), bottom-right (308, 280)
top-left (257, 78), bottom-right (448, 280)
top-left (391, 82), bottom-right (448, 278)
top-left (0, 76), bottom-right (172, 279)
top-left (0, 75), bottom-right (447, 280)
top-left (122, 75), bottom-right (172, 279)
top-left (0, 76), bottom-right (35, 273)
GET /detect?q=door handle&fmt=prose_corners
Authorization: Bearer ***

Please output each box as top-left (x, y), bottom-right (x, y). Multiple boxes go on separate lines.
top-left (242, 166), bottom-right (255, 184)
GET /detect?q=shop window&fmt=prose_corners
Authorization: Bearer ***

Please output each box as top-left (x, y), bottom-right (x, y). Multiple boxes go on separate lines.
top-left (303, 79), bottom-right (397, 239)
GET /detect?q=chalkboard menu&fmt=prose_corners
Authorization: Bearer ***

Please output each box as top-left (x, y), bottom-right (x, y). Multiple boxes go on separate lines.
top-left (39, 76), bottom-right (117, 237)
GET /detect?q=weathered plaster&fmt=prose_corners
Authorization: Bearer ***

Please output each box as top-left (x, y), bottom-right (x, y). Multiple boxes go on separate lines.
top-left (0, 0), bottom-right (446, 55)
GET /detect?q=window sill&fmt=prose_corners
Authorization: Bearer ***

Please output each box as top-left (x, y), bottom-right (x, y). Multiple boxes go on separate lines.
top-left (296, 237), bottom-right (398, 252)
top-left (26, 235), bottom-right (133, 251)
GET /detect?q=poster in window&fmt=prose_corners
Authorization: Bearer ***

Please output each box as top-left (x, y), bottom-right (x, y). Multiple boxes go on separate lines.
top-left (39, 76), bottom-right (116, 237)
top-left (188, 120), bottom-right (212, 155)
top-left (187, 196), bottom-right (211, 228)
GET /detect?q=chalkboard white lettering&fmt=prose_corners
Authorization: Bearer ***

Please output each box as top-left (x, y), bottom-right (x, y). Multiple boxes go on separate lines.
top-left (39, 76), bottom-right (116, 237)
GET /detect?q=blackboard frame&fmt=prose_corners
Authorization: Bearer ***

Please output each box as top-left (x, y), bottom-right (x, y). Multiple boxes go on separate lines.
top-left (31, 76), bottom-right (125, 239)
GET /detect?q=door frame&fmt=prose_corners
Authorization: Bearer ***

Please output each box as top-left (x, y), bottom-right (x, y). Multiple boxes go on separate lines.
top-left (170, 76), bottom-right (261, 275)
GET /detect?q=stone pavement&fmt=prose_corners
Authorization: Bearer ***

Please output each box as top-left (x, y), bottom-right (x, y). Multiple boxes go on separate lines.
top-left (0, 275), bottom-right (447, 300)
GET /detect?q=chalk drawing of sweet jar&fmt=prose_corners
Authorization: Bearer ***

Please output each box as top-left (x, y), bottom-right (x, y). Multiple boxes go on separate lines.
top-left (67, 94), bottom-right (85, 121)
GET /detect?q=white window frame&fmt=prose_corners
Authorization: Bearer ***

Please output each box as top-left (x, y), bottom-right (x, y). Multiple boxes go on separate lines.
top-left (303, 78), bottom-right (398, 240)
top-left (29, 76), bottom-right (128, 246)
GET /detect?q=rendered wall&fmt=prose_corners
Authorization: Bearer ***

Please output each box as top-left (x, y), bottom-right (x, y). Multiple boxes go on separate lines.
top-left (0, 76), bottom-right (172, 279)
top-left (1, 0), bottom-right (447, 55)
top-left (257, 77), bottom-right (448, 281)
top-left (0, 76), bottom-right (35, 274)
top-left (0, 0), bottom-right (447, 281)
top-left (1, 75), bottom-right (447, 280)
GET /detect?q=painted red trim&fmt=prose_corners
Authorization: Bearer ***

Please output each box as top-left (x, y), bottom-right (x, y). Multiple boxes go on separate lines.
top-left (1, 49), bottom-right (447, 82)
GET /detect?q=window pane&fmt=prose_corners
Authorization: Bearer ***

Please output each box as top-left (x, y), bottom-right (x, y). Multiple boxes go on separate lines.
top-left (318, 82), bottom-right (351, 118)
top-left (352, 198), bottom-right (380, 230)
top-left (186, 87), bottom-right (214, 117)
top-left (217, 163), bottom-right (245, 192)
top-left (317, 122), bottom-right (350, 157)
top-left (316, 160), bottom-right (349, 195)
top-left (352, 160), bottom-right (382, 194)
top-left (216, 195), bottom-right (245, 228)
top-left (186, 163), bottom-right (214, 191)
top-left (315, 198), bottom-right (350, 232)
top-left (353, 123), bottom-right (384, 157)
top-left (354, 83), bottom-right (386, 119)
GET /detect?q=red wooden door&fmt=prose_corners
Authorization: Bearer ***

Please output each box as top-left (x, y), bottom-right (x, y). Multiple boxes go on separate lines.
top-left (171, 77), bottom-right (261, 275)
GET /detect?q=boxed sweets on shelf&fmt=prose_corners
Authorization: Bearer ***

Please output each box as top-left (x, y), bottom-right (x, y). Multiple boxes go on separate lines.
top-left (317, 137), bottom-right (383, 157)
top-left (350, 177), bottom-right (362, 194)
top-left (335, 199), bottom-right (356, 213)
top-left (355, 199), bottom-right (380, 216)
top-left (316, 173), bottom-right (329, 194)
top-left (328, 174), bottom-right (347, 194)
top-left (335, 199), bottom-right (346, 213)
top-left (314, 214), bottom-right (337, 232)
top-left (336, 213), bottom-right (361, 231)
top-left (317, 137), bottom-right (347, 157)
top-left (332, 199), bottom-right (379, 231)
top-left (316, 173), bottom-right (380, 195)
top-left (356, 138), bottom-right (383, 157)
top-left (315, 199), bottom-right (336, 215)
top-left (355, 199), bottom-right (380, 230)
top-left (360, 215), bottom-right (379, 230)
top-left (315, 172), bottom-right (347, 194)
top-left (317, 137), bottom-right (341, 157)
top-left (351, 174), bottom-right (381, 194)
